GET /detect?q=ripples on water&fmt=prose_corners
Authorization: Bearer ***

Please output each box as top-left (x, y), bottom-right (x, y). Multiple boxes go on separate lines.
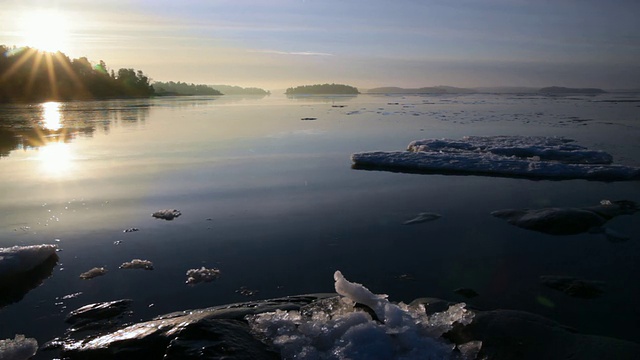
top-left (1, 93), bottom-right (639, 350)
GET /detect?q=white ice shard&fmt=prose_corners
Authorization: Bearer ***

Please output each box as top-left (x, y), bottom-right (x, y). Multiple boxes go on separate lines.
top-left (0, 334), bottom-right (38, 360)
top-left (0, 245), bottom-right (57, 278)
top-left (352, 136), bottom-right (640, 181)
top-left (247, 271), bottom-right (477, 359)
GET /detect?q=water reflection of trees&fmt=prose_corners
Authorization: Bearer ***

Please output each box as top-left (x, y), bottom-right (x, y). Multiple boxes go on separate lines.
top-left (0, 100), bottom-right (149, 157)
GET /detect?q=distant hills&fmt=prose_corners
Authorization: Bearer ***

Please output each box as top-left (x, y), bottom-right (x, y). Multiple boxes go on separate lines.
top-left (366, 85), bottom-right (617, 94)
top-left (538, 86), bottom-right (607, 94)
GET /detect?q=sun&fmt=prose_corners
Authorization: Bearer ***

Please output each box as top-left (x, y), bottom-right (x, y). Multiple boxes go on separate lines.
top-left (18, 9), bottom-right (71, 53)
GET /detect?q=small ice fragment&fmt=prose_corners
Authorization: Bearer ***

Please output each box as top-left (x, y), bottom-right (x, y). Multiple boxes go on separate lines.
top-left (113, 240), bottom-right (122, 245)
top-left (185, 266), bottom-right (220, 284)
top-left (0, 334), bottom-right (38, 360)
top-left (403, 212), bottom-right (441, 225)
top-left (123, 228), bottom-right (139, 233)
top-left (79, 267), bottom-right (107, 280)
top-left (236, 286), bottom-right (259, 296)
top-left (61, 292), bottom-right (83, 300)
top-left (119, 259), bottom-right (154, 270)
top-left (152, 209), bottom-right (181, 220)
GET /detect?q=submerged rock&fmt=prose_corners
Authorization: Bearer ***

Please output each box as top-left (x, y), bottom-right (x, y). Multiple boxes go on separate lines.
top-left (540, 275), bottom-right (605, 299)
top-left (491, 199), bottom-right (638, 236)
top-left (403, 212), bottom-right (442, 225)
top-left (152, 209), bottom-right (182, 220)
top-left (454, 288), bottom-right (480, 299)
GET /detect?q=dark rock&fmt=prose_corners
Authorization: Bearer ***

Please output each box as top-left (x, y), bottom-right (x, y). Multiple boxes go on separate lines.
top-left (454, 288), bottom-right (479, 299)
top-left (53, 294), bottom-right (335, 359)
top-left (446, 309), bottom-right (640, 360)
top-left (491, 200), bottom-right (638, 235)
top-left (65, 299), bottom-right (133, 326)
top-left (540, 275), bottom-right (605, 299)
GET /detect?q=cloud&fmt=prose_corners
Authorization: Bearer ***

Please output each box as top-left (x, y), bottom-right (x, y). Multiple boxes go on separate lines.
top-left (247, 49), bottom-right (333, 57)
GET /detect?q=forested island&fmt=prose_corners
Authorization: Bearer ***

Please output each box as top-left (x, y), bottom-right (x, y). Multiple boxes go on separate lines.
top-left (153, 81), bottom-right (222, 96)
top-left (0, 45), bottom-right (154, 103)
top-left (286, 83), bottom-right (359, 95)
top-left (209, 85), bottom-right (270, 95)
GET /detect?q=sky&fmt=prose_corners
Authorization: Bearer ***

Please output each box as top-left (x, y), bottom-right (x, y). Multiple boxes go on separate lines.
top-left (1, 0), bottom-right (639, 90)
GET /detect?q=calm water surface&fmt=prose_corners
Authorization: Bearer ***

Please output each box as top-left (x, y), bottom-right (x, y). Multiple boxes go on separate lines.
top-left (1, 94), bottom-right (639, 348)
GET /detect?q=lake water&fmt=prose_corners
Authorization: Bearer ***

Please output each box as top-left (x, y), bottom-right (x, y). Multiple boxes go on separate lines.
top-left (1, 93), bottom-right (639, 350)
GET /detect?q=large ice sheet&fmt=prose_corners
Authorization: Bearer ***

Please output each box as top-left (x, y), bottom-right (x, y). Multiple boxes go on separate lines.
top-left (352, 136), bottom-right (640, 181)
top-left (0, 245), bottom-right (57, 278)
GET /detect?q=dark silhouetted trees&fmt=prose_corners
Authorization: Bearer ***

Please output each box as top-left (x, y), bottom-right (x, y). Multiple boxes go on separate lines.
top-left (153, 81), bottom-right (222, 96)
top-left (0, 45), bottom-right (154, 103)
top-left (285, 83), bottom-right (359, 95)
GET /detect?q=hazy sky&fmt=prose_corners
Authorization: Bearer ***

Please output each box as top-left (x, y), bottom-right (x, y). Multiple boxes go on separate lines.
top-left (1, 0), bottom-right (639, 90)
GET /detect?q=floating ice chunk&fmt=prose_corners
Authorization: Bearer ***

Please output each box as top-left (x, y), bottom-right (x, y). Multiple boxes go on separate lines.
top-left (79, 267), bottom-right (107, 280)
top-left (408, 136), bottom-right (614, 164)
top-left (403, 212), bottom-right (441, 225)
top-left (352, 136), bottom-right (640, 181)
top-left (152, 209), bottom-right (181, 220)
top-left (0, 334), bottom-right (38, 360)
top-left (185, 266), bottom-right (220, 284)
top-left (0, 245), bottom-right (57, 277)
top-left (119, 259), bottom-right (154, 270)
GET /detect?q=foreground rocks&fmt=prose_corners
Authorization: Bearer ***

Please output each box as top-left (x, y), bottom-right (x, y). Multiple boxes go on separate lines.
top-left (43, 295), bottom-right (640, 359)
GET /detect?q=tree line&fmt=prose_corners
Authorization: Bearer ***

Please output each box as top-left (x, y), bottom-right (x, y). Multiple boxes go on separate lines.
top-left (154, 81), bottom-right (222, 96)
top-left (0, 45), bottom-right (154, 103)
top-left (285, 83), bottom-right (359, 95)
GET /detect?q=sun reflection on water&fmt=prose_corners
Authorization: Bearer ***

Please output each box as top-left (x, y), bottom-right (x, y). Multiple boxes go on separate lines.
top-left (42, 101), bottom-right (62, 131)
top-left (37, 141), bottom-right (74, 178)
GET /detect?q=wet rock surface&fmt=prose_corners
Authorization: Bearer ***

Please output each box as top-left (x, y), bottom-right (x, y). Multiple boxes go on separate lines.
top-left (44, 294), bottom-right (640, 359)
top-left (540, 275), bottom-right (605, 299)
top-left (491, 199), bottom-right (638, 236)
top-left (46, 294), bottom-right (333, 359)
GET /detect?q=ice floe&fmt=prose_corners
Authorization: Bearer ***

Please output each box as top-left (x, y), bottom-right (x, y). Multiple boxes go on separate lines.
top-left (79, 267), bottom-right (107, 280)
top-left (152, 209), bottom-right (181, 220)
top-left (185, 266), bottom-right (221, 284)
top-left (351, 136), bottom-right (640, 180)
top-left (119, 259), bottom-right (154, 270)
top-left (0, 245), bottom-right (58, 308)
top-left (247, 271), bottom-right (478, 359)
top-left (0, 334), bottom-right (38, 360)
top-left (0, 245), bottom-right (57, 277)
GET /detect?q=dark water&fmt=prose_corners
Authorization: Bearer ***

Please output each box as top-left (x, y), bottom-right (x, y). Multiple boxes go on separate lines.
top-left (1, 94), bottom-right (639, 350)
